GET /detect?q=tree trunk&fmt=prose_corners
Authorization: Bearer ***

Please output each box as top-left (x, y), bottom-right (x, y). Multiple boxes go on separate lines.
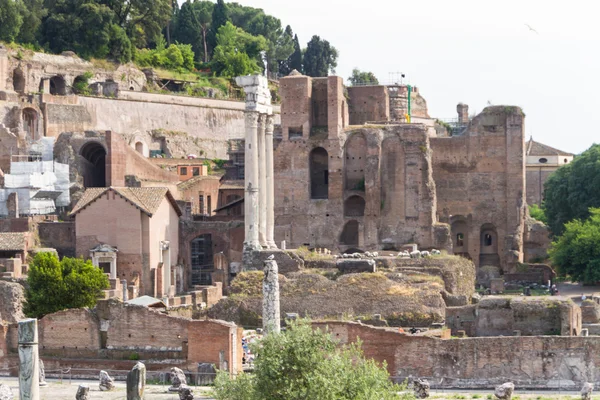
top-left (202, 27), bottom-right (209, 63)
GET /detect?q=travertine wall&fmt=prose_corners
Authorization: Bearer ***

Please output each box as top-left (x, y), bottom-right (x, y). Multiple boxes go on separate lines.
top-left (313, 321), bottom-right (600, 388)
top-left (431, 106), bottom-right (526, 271)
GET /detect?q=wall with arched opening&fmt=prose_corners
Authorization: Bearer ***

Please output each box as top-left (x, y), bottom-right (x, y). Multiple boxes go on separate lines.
top-left (72, 75), bottom-right (90, 95)
top-left (133, 140), bottom-right (149, 157)
top-left (80, 141), bottom-right (107, 188)
top-left (22, 108), bottom-right (38, 140)
top-left (450, 217), bottom-right (469, 255)
top-left (479, 223), bottom-right (500, 266)
top-left (340, 220), bottom-right (359, 246)
top-left (190, 234), bottom-right (213, 286)
top-left (49, 76), bottom-right (67, 95)
top-left (12, 68), bottom-right (25, 93)
top-left (344, 195), bottom-right (365, 217)
top-left (309, 147), bottom-right (329, 199)
top-left (344, 133), bottom-right (367, 191)
top-left (380, 136), bottom-right (403, 218)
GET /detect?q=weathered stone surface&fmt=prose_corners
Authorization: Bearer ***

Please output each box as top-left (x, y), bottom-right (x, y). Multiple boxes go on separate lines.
top-left (581, 301), bottom-right (600, 324)
top-left (39, 359), bottom-right (47, 387)
top-left (581, 382), bottom-right (593, 400)
top-left (168, 367), bottom-right (187, 392)
top-left (0, 281), bottom-right (25, 323)
top-left (178, 386), bottom-right (194, 400)
top-left (0, 384), bottom-right (13, 400)
top-left (99, 370), bottom-right (114, 391)
top-left (413, 378), bottom-right (430, 399)
top-left (126, 362), bottom-right (146, 400)
top-left (494, 382), bottom-right (514, 400)
top-left (262, 259), bottom-right (280, 334)
top-left (18, 318), bottom-right (40, 400)
top-left (336, 259), bottom-right (376, 274)
top-left (196, 363), bottom-right (216, 386)
top-left (75, 384), bottom-right (89, 400)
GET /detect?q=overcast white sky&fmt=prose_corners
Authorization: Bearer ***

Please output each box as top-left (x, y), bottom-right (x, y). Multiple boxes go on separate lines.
top-left (220, 0), bottom-right (599, 154)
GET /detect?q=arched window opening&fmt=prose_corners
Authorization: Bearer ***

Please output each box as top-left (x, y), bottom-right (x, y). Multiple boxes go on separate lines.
top-left (344, 133), bottom-right (367, 191)
top-left (479, 223), bottom-right (499, 266)
top-left (13, 69), bottom-right (25, 93)
top-left (539, 158), bottom-right (548, 164)
top-left (309, 147), bottom-right (329, 199)
top-left (22, 109), bottom-right (38, 140)
top-left (80, 142), bottom-right (107, 188)
top-left (484, 234), bottom-right (493, 246)
top-left (49, 76), bottom-right (67, 95)
top-left (451, 217), bottom-right (469, 257)
top-left (340, 220), bottom-right (359, 246)
top-left (191, 234), bottom-right (213, 286)
top-left (135, 142), bottom-right (145, 155)
top-left (344, 195), bottom-right (365, 217)
top-left (456, 233), bottom-right (464, 247)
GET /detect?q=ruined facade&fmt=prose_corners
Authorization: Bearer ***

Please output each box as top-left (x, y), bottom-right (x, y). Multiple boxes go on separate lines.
top-left (275, 73), bottom-right (530, 271)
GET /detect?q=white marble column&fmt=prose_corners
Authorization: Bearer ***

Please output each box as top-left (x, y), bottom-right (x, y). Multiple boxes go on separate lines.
top-left (244, 111), bottom-right (261, 250)
top-left (18, 318), bottom-right (40, 400)
top-left (257, 114), bottom-right (268, 248)
top-left (262, 259), bottom-right (280, 334)
top-left (265, 115), bottom-right (277, 249)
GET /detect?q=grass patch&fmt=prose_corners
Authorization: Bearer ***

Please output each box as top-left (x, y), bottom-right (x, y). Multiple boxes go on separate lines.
top-left (90, 58), bottom-right (118, 71)
top-left (386, 285), bottom-right (417, 296)
top-left (296, 246), bottom-right (334, 261)
top-left (229, 271), bottom-right (264, 297)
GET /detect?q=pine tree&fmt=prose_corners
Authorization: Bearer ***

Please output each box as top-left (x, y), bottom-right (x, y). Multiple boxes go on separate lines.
top-left (207, 0), bottom-right (229, 59)
top-left (289, 34), bottom-right (303, 73)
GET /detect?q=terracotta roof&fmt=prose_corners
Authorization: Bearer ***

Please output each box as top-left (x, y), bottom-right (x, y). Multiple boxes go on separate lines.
top-left (70, 187), bottom-right (182, 217)
top-left (0, 232), bottom-right (26, 251)
top-left (527, 138), bottom-right (573, 157)
top-left (177, 175), bottom-right (220, 191)
top-left (220, 180), bottom-right (244, 190)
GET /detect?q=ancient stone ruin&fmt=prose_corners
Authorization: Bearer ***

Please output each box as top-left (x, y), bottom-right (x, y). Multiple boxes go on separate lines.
top-left (126, 362), bottom-right (146, 400)
top-left (99, 370), bottom-right (114, 391)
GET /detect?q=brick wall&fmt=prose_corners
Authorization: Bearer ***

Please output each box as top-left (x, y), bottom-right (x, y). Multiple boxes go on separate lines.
top-left (312, 321), bottom-right (600, 388)
top-left (188, 320), bottom-right (242, 374)
top-left (38, 221), bottom-right (76, 257)
top-left (348, 86), bottom-right (389, 125)
top-left (39, 308), bottom-right (100, 351)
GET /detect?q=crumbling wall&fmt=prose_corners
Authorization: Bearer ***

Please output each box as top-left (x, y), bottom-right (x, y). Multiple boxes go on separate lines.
top-left (39, 308), bottom-right (100, 352)
top-left (38, 221), bottom-right (76, 257)
top-left (0, 280), bottom-right (25, 323)
top-left (524, 216), bottom-right (551, 262)
top-left (347, 86), bottom-right (389, 125)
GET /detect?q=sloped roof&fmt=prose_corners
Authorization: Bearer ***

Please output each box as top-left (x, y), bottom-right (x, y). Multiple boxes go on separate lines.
top-left (0, 232), bottom-right (27, 251)
top-left (125, 295), bottom-right (166, 308)
top-left (70, 187), bottom-right (182, 217)
top-left (214, 197), bottom-right (244, 213)
top-left (527, 138), bottom-right (573, 157)
top-left (177, 175), bottom-right (220, 191)
top-left (219, 180), bottom-right (244, 190)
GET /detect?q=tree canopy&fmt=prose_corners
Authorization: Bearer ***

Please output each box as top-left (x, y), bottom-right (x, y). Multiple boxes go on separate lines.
top-left (24, 252), bottom-right (110, 318)
top-left (348, 68), bottom-right (379, 86)
top-left (549, 208), bottom-right (600, 284)
top-left (214, 320), bottom-right (408, 400)
top-left (543, 144), bottom-right (600, 235)
top-left (303, 35), bottom-right (338, 77)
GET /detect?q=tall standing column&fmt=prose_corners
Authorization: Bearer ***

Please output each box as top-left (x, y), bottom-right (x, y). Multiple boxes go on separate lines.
top-left (257, 114), bottom-right (268, 248)
top-left (265, 115), bottom-right (277, 249)
top-left (262, 258), bottom-right (280, 334)
top-left (18, 318), bottom-right (40, 400)
top-left (244, 111), bottom-right (261, 250)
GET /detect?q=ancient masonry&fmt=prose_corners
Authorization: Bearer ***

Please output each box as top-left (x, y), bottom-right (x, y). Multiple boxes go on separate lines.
top-left (235, 75), bottom-right (277, 261)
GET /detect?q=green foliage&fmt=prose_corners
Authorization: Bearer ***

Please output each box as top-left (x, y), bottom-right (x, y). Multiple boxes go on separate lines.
top-left (72, 71), bottom-right (93, 95)
top-left (348, 68), bottom-right (379, 86)
top-left (0, 0), bottom-right (24, 42)
top-left (107, 24), bottom-right (132, 62)
top-left (207, 0), bottom-right (229, 54)
top-left (24, 252), bottom-right (109, 318)
top-left (303, 35), bottom-right (338, 77)
top-left (134, 41), bottom-right (195, 70)
top-left (544, 144), bottom-right (600, 235)
top-left (211, 21), bottom-right (266, 77)
top-left (549, 208), bottom-right (600, 284)
top-left (212, 158), bottom-right (226, 169)
top-left (529, 203), bottom-right (547, 224)
top-left (202, 159), bottom-right (212, 173)
top-left (214, 319), bottom-right (409, 400)
top-left (16, 0), bottom-right (46, 44)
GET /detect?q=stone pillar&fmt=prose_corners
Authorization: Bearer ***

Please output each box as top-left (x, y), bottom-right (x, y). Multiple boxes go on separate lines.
top-left (265, 115), bottom-right (277, 249)
top-left (126, 362), bottom-right (146, 400)
top-left (121, 279), bottom-right (128, 301)
top-left (0, 48), bottom-right (8, 91)
top-left (18, 318), bottom-right (40, 400)
top-left (262, 258), bottom-right (280, 334)
top-left (257, 114), bottom-right (268, 248)
top-left (243, 111), bottom-right (261, 251)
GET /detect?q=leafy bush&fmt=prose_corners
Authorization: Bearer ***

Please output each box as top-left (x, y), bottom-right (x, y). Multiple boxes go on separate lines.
top-left (214, 319), bottom-right (410, 400)
top-left (529, 204), bottom-right (547, 224)
top-left (24, 252), bottom-right (110, 318)
top-left (134, 39), bottom-right (196, 71)
top-left (212, 158), bottom-right (227, 169)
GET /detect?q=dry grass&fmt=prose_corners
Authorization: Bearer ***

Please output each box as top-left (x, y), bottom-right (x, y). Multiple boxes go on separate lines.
top-left (386, 285), bottom-right (417, 296)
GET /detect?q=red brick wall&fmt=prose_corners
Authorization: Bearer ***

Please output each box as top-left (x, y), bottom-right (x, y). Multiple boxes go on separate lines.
top-left (39, 308), bottom-right (101, 351)
top-left (348, 86), bottom-right (389, 125)
top-left (187, 320), bottom-right (241, 373)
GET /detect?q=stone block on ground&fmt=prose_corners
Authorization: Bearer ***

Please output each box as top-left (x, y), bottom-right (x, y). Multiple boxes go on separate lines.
top-left (494, 382), bottom-right (514, 400)
top-left (75, 384), bottom-right (89, 400)
top-left (168, 367), bottom-right (187, 392)
top-left (581, 382), bottom-right (593, 400)
top-left (126, 362), bottom-right (146, 400)
top-left (179, 386), bottom-right (194, 400)
top-left (490, 278), bottom-right (505, 294)
top-left (99, 370), bottom-right (115, 391)
top-left (413, 378), bottom-right (430, 399)
top-left (196, 363), bottom-right (216, 385)
top-left (0, 384), bottom-right (13, 400)
top-left (336, 259), bottom-right (376, 274)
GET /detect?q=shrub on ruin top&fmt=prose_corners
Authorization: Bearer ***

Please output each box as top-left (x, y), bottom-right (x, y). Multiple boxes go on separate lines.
top-left (24, 252), bottom-right (110, 318)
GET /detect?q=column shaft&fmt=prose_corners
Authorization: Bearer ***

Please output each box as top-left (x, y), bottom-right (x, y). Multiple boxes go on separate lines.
top-left (265, 115), bottom-right (277, 249)
top-left (244, 112), bottom-right (261, 249)
top-left (258, 114), bottom-right (268, 248)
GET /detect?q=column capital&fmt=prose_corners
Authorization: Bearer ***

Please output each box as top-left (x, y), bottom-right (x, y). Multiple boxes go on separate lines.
top-left (245, 111), bottom-right (260, 128)
top-left (265, 114), bottom-right (275, 135)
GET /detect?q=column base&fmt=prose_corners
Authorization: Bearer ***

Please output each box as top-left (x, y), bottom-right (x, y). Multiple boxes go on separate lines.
top-left (266, 241), bottom-right (278, 249)
top-left (242, 241), bottom-right (263, 271)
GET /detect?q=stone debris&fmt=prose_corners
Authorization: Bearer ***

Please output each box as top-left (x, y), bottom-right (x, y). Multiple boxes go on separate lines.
top-left (126, 362), bottom-right (146, 400)
top-left (397, 251), bottom-right (410, 258)
top-left (75, 384), bottom-right (89, 400)
top-left (420, 251), bottom-right (431, 258)
top-left (494, 382), bottom-right (514, 400)
top-left (99, 370), bottom-right (115, 391)
top-left (39, 359), bottom-right (47, 387)
top-left (581, 382), bottom-right (593, 400)
top-left (410, 250), bottom-right (421, 259)
top-left (178, 385), bottom-right (194, 400)
top-left (168, 367), bottom-right (187, 392)
top-left (413, 378), bottom-right (430, 399)
top-left (0, 384), bottom-right (13, 400)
